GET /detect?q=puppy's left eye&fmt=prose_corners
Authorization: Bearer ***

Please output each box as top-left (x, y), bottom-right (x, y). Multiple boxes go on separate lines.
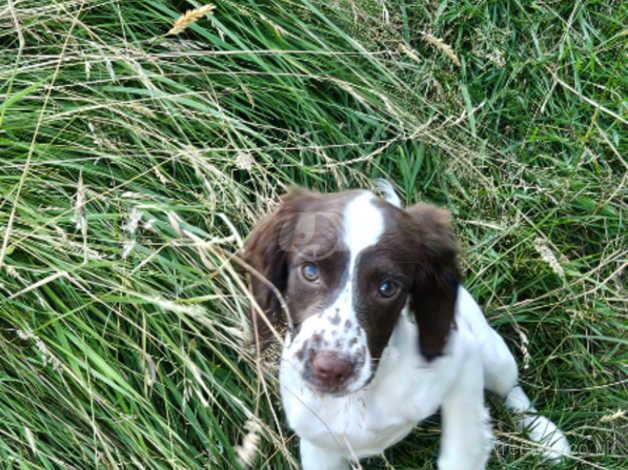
top-left (378, 280), bottom-right (399, 298)
top-left (301, 263), bottom-right (320, 282)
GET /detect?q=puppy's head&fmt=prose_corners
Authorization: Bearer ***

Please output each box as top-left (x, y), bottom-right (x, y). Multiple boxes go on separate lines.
top-left (244, 186), bottom-right (459, 396)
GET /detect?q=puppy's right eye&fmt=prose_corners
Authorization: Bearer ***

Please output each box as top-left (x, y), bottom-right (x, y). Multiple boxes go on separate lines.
top-left (378, 280), bottom-right (399, 298)
top-left (301, 263), bottom-right (320, 282)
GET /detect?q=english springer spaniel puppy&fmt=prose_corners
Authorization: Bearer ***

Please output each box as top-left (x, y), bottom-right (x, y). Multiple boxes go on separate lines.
top-left (244, 182), bottom-right (570, 470)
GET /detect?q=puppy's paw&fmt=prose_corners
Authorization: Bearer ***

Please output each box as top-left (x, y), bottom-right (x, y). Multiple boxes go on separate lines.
top-left (518, 415), bottom-right (571, 463)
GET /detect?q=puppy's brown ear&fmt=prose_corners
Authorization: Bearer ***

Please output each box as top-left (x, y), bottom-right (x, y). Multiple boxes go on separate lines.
top-left (406, 203), bottom-right (460, 360)
top-left (242, 188), bottom-right (309, 348)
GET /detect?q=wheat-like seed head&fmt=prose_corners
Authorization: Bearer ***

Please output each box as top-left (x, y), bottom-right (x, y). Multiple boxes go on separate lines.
top-left (167, 5), bottom-right (216, 36)
top-left (421, 32), bottom-right (461, 67)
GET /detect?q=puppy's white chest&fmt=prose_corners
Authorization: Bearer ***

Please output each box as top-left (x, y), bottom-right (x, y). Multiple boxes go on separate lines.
top-left (281, 367), bottom-right (420, 457)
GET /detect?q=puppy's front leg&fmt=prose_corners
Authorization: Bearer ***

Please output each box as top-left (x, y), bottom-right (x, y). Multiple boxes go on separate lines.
top-left (300, 439), bottom-right (349, 470)
top-left (437, 347), bottom-right (493, 470)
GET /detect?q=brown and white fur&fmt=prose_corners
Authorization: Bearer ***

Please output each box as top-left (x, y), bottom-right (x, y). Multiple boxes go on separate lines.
top-left (244, 182), bottom-right (570, 470)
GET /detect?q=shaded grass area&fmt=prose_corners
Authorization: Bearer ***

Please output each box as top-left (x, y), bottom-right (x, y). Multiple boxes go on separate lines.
top-left (0, 0), bottom-right (625, 468)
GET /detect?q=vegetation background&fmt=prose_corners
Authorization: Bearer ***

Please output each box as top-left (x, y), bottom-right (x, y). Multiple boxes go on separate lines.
top-left (0, 0), bottom-right (625, 468)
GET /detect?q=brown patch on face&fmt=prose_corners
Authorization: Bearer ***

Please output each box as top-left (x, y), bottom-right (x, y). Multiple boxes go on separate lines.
top-left (286, 249), bottom-right (350, 333)
top-left (244, 187), bottom-right (362, 348)
top-left (353, 245), bottom-right (412, 360)
top-left (352, 200), bottom-right (460, 361)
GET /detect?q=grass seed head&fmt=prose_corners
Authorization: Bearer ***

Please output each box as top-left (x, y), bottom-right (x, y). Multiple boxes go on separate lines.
top-left (421, 32), bottom-right (461, 67)
top-left (533, 237), bottom-right (565, 279)
top-left (167, 5), bottom-right (216, 36)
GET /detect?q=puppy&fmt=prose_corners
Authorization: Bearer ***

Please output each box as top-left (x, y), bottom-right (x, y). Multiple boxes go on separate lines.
top-left (244, 183), bottom-right (570, 470)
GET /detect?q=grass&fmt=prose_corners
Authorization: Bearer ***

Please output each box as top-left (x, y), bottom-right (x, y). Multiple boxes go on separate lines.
top-left (0, 0), bottom-right (625, 468)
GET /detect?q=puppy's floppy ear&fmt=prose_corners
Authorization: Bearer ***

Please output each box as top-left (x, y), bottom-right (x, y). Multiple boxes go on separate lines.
top-left (243, 187), bottom-right (310, 347)
top-left (406, 203), bottom-right (460, 360)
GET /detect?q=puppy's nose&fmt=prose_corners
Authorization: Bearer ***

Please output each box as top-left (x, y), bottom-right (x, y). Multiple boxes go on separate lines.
top-left (312, 351), bottom-right (354, 388)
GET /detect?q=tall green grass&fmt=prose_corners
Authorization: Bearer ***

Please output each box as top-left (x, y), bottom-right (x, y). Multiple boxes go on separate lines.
top-left (0, 1), bottom-right (625, 468)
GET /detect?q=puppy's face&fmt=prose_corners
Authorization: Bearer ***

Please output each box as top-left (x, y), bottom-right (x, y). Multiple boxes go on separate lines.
top-left (245, 188), bottom-right (459, 396)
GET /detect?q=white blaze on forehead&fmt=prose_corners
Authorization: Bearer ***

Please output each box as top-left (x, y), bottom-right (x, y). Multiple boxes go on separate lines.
top-left (343, 191), bottom-right (385, 267)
